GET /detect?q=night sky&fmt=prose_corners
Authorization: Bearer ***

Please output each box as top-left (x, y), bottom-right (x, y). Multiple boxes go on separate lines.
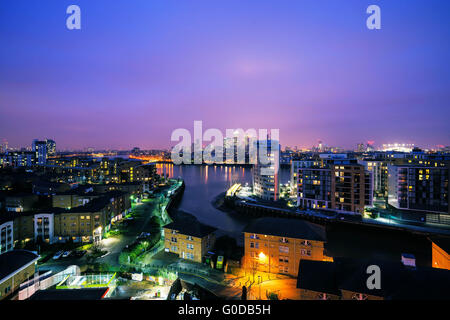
top-left (0, 0), bottom-right (449, 150)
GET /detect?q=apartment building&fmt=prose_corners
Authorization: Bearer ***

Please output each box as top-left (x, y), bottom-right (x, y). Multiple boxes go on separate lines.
top-left (243, 217), bottom-right (330, 277)
top-left (388, 163), bottom-right (450, 225)
top-left (0, 250), bottom-right (39, 300)
top-left (163, 215), bottom-right (216, 263)
top-left (359, 160), bottom-right (389, 199)
top-left (331, 162), bottom-right (373, 214)
top-left (0, 151), bottom-right (35, 167)
top-left (1, 191), bottom-right (131, 246)
top-left (0, 220), bottom-right (13, 254)
top-left (297, 159), bottom-right (373, 214)
top-left (5, 193), bottom-right (38, 213)
top-left (253, 139), bottom-right (280, 201)
top-left (52, 191), bottom-right (131, 243)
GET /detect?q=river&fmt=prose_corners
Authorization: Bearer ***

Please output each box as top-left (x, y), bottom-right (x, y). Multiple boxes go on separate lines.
top-left (156, 164), bottom-right (290, 236)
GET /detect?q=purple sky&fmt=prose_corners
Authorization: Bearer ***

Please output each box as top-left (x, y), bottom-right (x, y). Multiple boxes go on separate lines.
top-left (0, 0), bottom-right (449, 150)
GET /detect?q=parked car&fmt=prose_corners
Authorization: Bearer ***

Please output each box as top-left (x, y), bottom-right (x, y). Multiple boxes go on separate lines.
top-left (73, 250), bottom-right (87, 258)
top-left (62, 251), bottom-right (72, 258)
top-left (52, 251), bottom-right (64, 260)
top-left (137, 232), bottom-right (151, 239)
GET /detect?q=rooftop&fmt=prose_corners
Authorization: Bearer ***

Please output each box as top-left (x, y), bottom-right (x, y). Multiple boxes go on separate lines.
top-left (297, 258), bottom-right (450, 299)
top-left (164, 212), bottom-right (217, 238)
top-left (243, 217), bottom-right (327, 242)
top-left (30, 288), bottom-right (109, 300)
top-left (0, 250), bottom-right (39, 282)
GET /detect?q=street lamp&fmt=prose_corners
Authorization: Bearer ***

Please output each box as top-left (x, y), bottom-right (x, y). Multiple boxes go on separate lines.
top-left (258, 275), bottom-right (261, 300)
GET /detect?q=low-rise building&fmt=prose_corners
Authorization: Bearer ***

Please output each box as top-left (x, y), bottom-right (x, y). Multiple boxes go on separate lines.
top-left (5, 193), bottom-right (38, 212)
top-left (0, 191), bottom-right (131, 246)
top-left (164, 215), bottom-right (216, 263)
top-left (243, 217), bottom-right (330, 277)
top-left (0, 250), bottom-right (39, 300)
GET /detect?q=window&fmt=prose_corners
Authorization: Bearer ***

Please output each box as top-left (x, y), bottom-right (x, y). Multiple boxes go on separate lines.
top-left (317, 293), bottom-right (331, 300)
top-left (186, 253), bottom-right (194, 260)
top-left (351, 293), bottom-right (368, 300)
top-left (279, 256), bottom-right (289, 263)
top-left (187, 243), bottom-right (194, 250)
top-left (278, 266), bottom-right (289, 273)
top-left (171, 237), bottom-right (177, 243)
top-left (301, 249), bottom-right (311, 256)
top-left (279, 246), bottom-right (289, 254)
top-left (187, 236), bottom-right (193, 241)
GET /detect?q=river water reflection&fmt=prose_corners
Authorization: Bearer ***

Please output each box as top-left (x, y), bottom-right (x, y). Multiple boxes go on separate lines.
top-left (156, 164), bottom-right (289, 236)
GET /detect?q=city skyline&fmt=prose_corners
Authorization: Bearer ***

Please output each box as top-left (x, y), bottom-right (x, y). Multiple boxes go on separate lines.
top-left (1, 1), bottom-right (450, 150)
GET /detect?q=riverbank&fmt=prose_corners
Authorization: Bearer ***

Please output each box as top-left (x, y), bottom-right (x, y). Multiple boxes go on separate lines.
top-left (212, 191), bottom-right (234, 213)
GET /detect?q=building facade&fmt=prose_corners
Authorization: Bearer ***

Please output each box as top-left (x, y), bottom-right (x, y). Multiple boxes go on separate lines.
top-left (243, 218), bottom-right (330, 277)
top-left (388, 163), bottom-right (450, 225)
top-left (0, 250), bottom-right (39, 300)
top-left (163, 216), bottom-right (216, 263)
top-left (253, 139), bottom-right (280, 201)
top-left (297, 160), bottom-right (373, 214)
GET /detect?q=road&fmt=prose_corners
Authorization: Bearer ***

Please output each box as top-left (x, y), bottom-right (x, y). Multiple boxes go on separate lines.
top-left (39, 196), bottom-right (164, 272)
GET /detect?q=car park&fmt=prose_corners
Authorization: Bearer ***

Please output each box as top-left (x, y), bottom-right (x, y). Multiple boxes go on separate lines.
top-left (72, 250), bottom-right (87, 258)
top-left (52, 251), bottom-right (64, 260)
